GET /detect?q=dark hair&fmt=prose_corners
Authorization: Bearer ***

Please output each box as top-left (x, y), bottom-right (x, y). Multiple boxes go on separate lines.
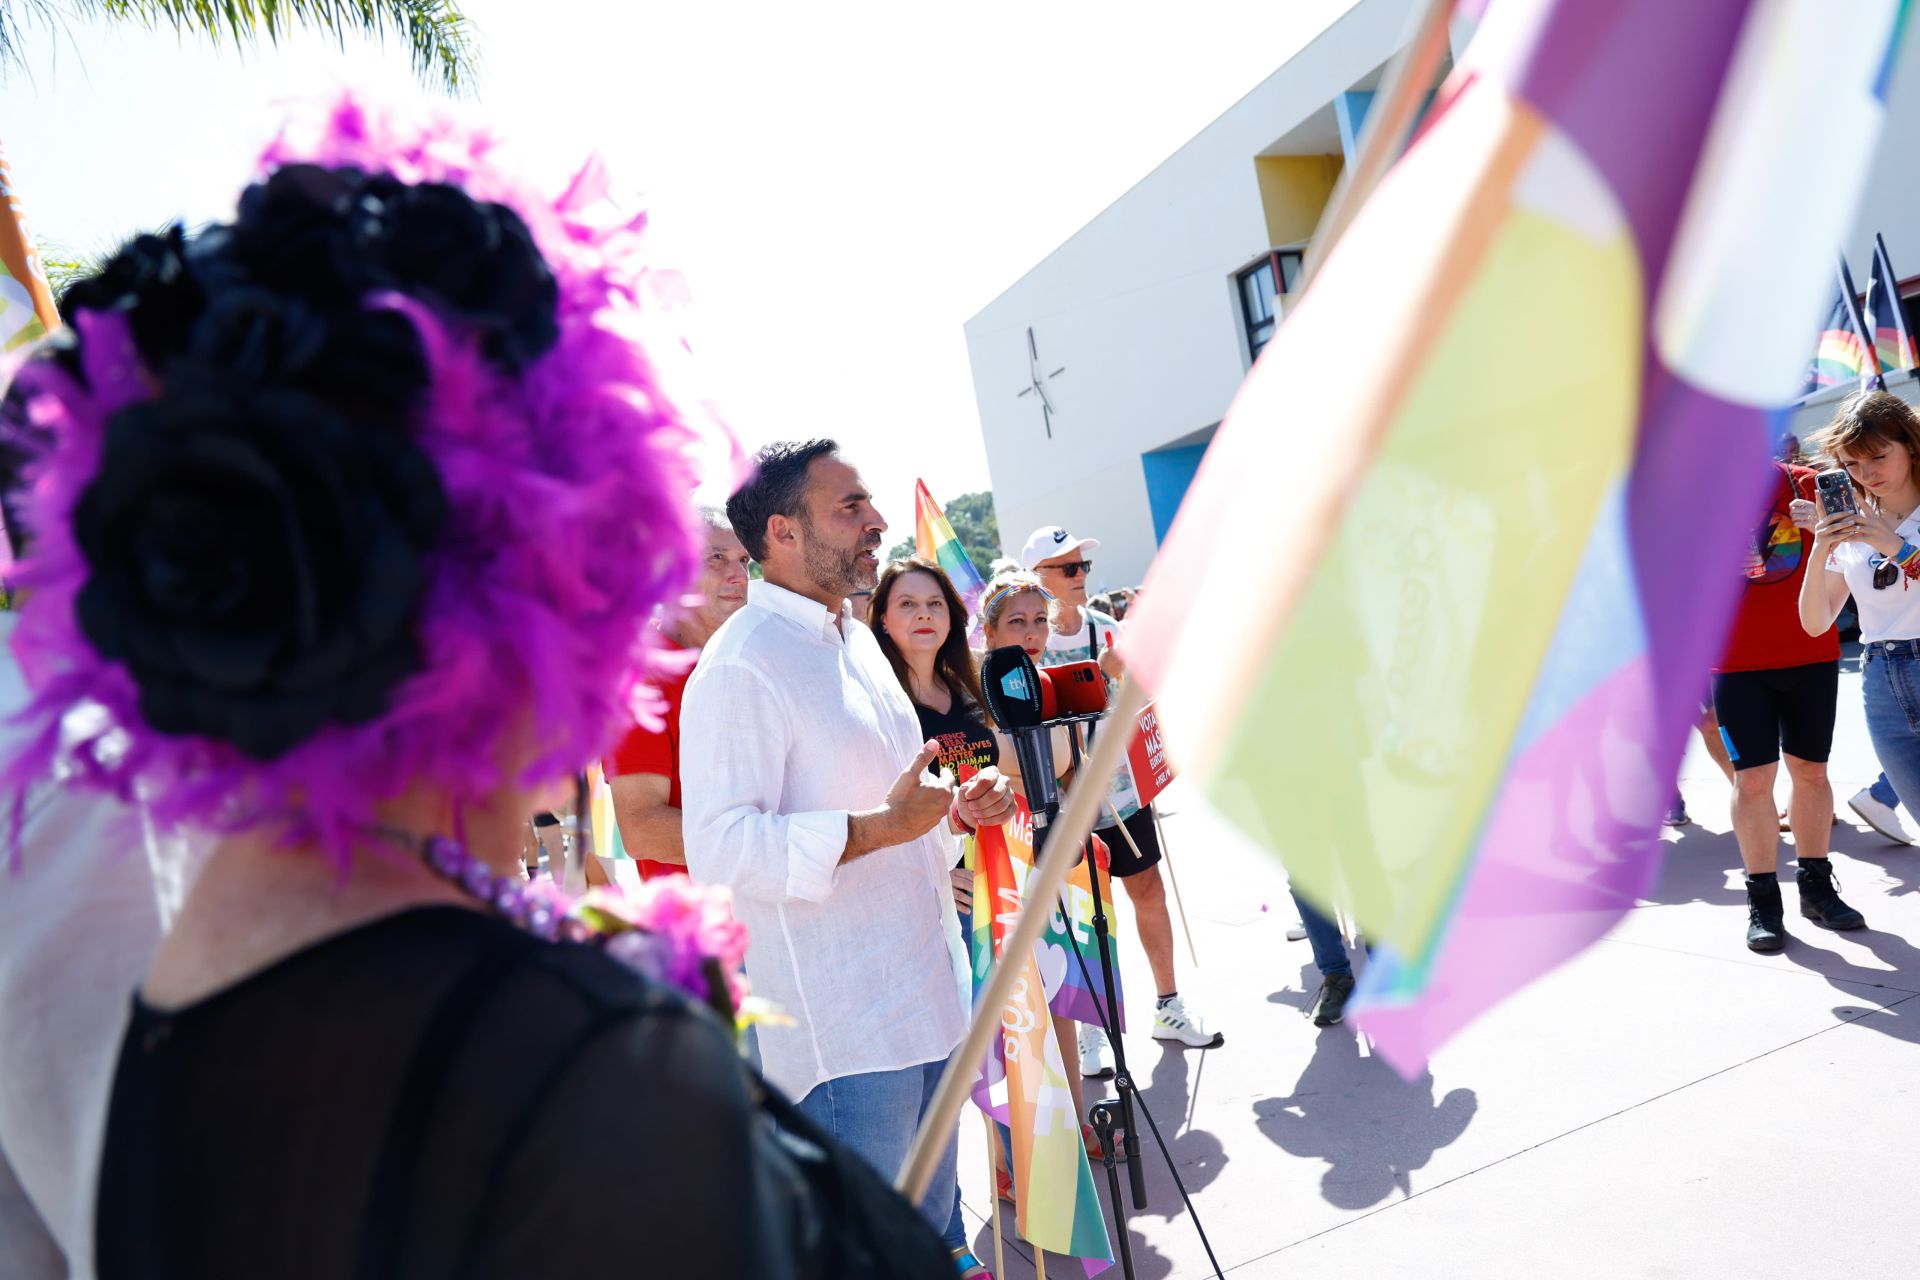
top-left (727, 438), bottom-right (838, 562)
top-left (868, 557), bottom-right (985, 713)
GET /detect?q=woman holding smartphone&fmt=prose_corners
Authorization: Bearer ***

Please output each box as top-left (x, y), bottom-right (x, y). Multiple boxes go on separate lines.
top-left (1801, 390), bottom-right (1920, 850)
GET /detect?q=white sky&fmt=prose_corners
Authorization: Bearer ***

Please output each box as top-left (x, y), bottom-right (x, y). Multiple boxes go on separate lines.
top-left (0, 0), bottom-right (1352, 534)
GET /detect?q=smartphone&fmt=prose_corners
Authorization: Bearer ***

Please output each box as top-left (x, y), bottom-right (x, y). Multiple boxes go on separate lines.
top-left (1816, 468), bottom-right (1859, 518)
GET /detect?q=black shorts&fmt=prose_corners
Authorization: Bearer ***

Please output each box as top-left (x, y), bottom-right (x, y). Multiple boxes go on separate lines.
top-left (1710, 661), bottom-right (1839, 772)
top-left (1094, 806), bottom-right (1163, 879)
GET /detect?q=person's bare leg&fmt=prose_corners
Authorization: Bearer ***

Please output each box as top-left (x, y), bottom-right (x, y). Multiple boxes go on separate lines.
top-left (1119, 865), bottom-right (1178, 997)
top-left (1699, 708), bottom-right (1737, 787)
top-left (1782, 754), bottom-right (1834, 862)
top-left (1731, 762), bottom-right (1782, 875)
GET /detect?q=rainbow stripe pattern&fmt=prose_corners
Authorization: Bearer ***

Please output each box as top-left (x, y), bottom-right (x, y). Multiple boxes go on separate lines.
top-left (1127, 0), bottom-right (1909, 1076)
top-left (1869, 232), bottom-right (1920, 372)
top-left (913, 480), bottom-right (986, 618)
top-left (967, 817), bottom-right (1114, 1275)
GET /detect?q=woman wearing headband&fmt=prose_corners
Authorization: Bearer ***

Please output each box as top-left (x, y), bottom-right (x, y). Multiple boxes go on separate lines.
top-left (1, 99), bottom-right (948, 1279)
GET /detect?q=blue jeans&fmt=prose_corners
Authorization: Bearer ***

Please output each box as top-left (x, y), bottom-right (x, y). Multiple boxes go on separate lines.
top-left (1861, 641), bottom-right (1920, 824)
top-left (1291, 889), bottom-right (1352, 979)
top-left (797, 1058), bottom-right (964, 1251)
top-left (1870, 770), bottom-right (1902, 808)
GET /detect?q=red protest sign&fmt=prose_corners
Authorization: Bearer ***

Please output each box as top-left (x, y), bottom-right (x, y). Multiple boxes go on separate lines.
top-left (1125, 700), bottom-right (1174, 806)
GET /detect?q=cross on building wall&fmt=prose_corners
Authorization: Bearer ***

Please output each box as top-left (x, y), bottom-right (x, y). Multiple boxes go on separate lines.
top-left (1015, 325), bottom-right (1066, 438)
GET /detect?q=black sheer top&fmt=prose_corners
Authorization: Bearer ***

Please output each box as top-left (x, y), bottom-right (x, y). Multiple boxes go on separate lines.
top-left (96, 906), bottom-right (796, 1279)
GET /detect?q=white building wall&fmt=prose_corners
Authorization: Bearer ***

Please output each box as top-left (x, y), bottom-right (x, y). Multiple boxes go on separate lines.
top-left (965, 0), bottom-right (1417, 591)
top-left (966, 1), bottom-right (1920, 590)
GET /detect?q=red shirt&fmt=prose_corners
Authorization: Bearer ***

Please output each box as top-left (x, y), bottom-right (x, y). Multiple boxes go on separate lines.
top-left (1715, 464), bottom-right (1841, 673)
top-left (602, 637), bottom-right (693, 880)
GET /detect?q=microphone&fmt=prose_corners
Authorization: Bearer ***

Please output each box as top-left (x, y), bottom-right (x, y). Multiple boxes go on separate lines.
top-left (980, 645), bottom-right (1060, 831)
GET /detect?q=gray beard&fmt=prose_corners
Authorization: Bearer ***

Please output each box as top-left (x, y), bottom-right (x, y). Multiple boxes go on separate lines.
top-left (801, 533), bottom-right (875, 599)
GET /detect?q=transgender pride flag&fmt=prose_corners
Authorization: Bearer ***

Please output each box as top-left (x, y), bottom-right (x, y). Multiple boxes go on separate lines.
top-left (1126, 0), bottom-right (1910, 1076)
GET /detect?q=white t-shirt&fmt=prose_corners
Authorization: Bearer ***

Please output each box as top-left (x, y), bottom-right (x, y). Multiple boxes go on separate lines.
top-left (0, 616), bottom-right (202, 1279)
top-left (1829, 511), bottom-right (1920, 642)
top-left (1037, 607), bottom-right (1143, 823)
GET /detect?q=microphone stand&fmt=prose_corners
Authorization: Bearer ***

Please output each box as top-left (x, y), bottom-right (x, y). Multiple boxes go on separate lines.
top-left (1047, 713), bottom-right (1222, 1280)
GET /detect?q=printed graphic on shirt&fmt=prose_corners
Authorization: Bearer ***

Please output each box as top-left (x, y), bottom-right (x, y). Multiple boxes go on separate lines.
top-left (1754, 509), bottom-right (1806, 584)
top-left (933, 728), bottom-right (995, 781)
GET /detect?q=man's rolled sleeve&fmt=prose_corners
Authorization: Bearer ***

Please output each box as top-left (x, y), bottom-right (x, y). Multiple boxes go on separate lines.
top-left (680, 659), bottom-right (850, 903)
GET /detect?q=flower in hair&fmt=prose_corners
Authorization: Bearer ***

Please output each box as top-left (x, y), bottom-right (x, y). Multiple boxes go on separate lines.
top-left (72, 385), bottom-right (448, 760)
top-left (0, 93), bottom-right (728, 864)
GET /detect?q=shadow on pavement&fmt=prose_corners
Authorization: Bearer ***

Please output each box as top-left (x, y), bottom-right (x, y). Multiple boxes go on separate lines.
top-left (1250, 1027), bottom-right (1477, 1211)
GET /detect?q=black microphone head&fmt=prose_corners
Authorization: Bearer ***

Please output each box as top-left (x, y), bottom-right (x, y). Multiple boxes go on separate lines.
top-left (981, 645), bottom-right (1045, 730)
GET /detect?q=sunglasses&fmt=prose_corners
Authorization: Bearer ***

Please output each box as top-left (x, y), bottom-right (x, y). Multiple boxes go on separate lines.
top-left (1875, 556), bottom-right (1899, 590)
top-left (1047, 560), bottom-right (1093, 578)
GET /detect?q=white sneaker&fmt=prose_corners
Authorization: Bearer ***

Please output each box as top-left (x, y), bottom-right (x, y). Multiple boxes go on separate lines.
top-left (1151, 994), bottom-right (1224, 1048)
top-left (1077, 1023), bottom-right (1115, 1079)
top-left (1849, 788), bottom-right (1914, 845)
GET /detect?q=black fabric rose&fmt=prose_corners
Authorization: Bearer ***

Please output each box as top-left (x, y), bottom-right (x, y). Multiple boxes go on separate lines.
top-left (72, 389), bottom-right (449, 760)
top-left (59, 226), bottom-right (207, 374)
top-left (175, 288), bottom-right (428, 428)
top-left (226, 164), bottom-right (370, 306)
top-left (358, 182), bottom-right (560, 372)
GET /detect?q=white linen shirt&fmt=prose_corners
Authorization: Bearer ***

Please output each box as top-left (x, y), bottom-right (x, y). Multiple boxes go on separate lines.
top-left (1830, 511), bottom-right (1920, 642)
top-left (680, 580), bottom-right (966, 1103)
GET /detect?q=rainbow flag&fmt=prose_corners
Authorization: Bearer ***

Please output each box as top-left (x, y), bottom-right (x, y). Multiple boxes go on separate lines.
top-left (0, 142), bottom-right (58, 354)
top-left (1868, 232), bottom-right (1919, 372)
top-left (975, 796), bottom-right (1124, 1031)
top-left (1126, 0), bottom-right (1908, 1077)
top-left (967, 818), bottom-right (1113, 1275)
top-left (914, 480), bottom-right (987, 616)
top-left (1802, 284), bottom-right (1878, 393)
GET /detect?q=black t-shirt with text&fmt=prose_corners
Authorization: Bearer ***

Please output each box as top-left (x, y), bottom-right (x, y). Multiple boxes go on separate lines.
top-left (915, 695), bottom-right (998, 782)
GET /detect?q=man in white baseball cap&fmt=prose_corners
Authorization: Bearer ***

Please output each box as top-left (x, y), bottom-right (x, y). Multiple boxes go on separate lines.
top-left (1017, 525), bottom-right (1101, 574)
top-left (1018, 525), bottom-right (1222, 1081)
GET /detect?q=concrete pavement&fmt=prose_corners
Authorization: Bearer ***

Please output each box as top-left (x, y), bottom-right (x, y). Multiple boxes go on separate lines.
top-left (954, 644), bottom-right (1920, 1278)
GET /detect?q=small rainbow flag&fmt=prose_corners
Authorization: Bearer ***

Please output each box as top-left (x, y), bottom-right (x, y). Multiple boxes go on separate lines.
top-left (913, 480), bottom-right (986, 617)
top-left (1126, 0), bottom-right (1908, 1077)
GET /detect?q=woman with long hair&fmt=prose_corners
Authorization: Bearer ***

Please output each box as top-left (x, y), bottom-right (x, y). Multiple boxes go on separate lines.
top-left (972, 570), bottom-right (1111, 1180)
top-left (0, 98), bottom-right (950, 1278)
top-left (866, 556), bottom-right (996, 1277)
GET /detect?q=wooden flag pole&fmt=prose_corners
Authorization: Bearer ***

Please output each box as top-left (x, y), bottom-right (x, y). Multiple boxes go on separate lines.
top-left (984, 1114), bottom-right (1006, 1280)
top-left (1297, 0), bottom-right (1458, 293)
top-left (1035, 1248), bottom-right (1048, 1280)
top-left (899, 677), bottom-right (1150, 1203)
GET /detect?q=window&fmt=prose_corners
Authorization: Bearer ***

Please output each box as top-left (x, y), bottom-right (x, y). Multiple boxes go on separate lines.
top-left (1236, 248), bottom-right (1305, 362)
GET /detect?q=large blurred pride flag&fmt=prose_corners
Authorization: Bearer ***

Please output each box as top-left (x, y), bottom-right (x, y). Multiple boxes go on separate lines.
top-left (1126, 0), bottom-right (1910, 1077)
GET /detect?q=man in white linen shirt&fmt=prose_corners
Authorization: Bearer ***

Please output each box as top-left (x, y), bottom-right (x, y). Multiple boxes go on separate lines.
top-left (682, 439), bottom-right (1015, 1243)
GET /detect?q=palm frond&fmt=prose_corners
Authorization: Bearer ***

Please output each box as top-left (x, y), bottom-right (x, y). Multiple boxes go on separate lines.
top-left (60, 1), bottom-right (477, 94)
top-left (38, 242), bottom-right (109, 305)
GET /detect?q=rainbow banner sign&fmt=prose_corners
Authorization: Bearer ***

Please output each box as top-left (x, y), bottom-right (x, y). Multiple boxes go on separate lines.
top-left (1127, 0), bottom-right (1909, 1077)
top-left (914, 479), bottom-right (986, 616)
top-left (974, 796), bottom-right (1124, 1032)
top-left (968, 810), bottom-right (1113, 1275)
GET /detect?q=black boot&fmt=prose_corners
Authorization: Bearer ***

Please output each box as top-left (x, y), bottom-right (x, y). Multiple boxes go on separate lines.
top-left (1745, 874), bottom-right (1786, 952)
top-left (1797, 858), bottom-right (1866, 930)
